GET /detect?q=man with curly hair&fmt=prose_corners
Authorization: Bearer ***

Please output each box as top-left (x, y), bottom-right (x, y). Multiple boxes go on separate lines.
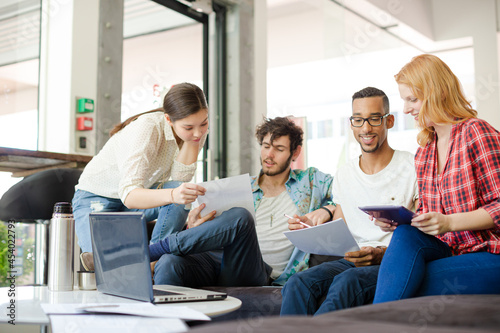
top-left (151, 117), bottom-right (334, 287)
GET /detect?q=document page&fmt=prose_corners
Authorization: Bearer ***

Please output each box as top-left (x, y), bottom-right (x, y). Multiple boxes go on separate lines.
top-left (49, 315), bottom-right (187, 333)
top-left (41, 303), bottom-right (210, 321)
top-left (192, 174), bottom-right (255, 221)
top-left (283, 218), bottom-right (360, 256)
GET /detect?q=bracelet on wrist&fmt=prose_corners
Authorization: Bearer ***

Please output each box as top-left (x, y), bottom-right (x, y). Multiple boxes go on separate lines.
top-left (320, 206), bottom-right (333, 221)
top-left (171, 188), bottom-right (175, 204)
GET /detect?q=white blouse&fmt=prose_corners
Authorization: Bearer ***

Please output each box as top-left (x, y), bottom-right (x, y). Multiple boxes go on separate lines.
top-left (75, 112), bottom-right (205, 203)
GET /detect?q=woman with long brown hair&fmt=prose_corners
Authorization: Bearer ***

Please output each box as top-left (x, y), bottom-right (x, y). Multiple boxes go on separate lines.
top-left (73, 83), bottom-right (209, 271)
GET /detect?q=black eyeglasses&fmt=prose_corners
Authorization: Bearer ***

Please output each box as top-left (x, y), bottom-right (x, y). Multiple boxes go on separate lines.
top-left (349, 114), bottom-right (390, 127)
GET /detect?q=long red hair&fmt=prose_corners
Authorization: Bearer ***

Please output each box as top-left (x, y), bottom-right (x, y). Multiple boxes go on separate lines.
top-left (395, 54), bottom-right (477, 146)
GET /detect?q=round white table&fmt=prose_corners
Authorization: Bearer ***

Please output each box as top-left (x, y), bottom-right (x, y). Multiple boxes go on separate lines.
top-left (0, 286), bottom-right (241, 325)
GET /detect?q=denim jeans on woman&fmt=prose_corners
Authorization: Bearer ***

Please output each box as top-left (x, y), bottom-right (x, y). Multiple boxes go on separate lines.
top-left (73, 181), bottom-right (188, 253)
top-left (373, 225), bottom-right (500, 303)
top-left (154, 207), bottom-right (272, 287)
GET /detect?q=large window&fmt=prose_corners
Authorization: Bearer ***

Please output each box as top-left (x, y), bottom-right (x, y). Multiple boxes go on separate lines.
top-left (266, 0), bottom-right (475, 176)
top-left (0, 0), bottom-right (40, 151)
top-left (122, 0), bottom-right (206, 182)
top-left (0, 0), bottom-right (42, 288)
top-left (0, 0), bottom-right (41, 197)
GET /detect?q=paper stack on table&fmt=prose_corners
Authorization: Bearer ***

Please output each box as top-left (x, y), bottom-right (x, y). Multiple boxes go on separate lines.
top-left (41, 302), bottom-right (210, 333)
top-left (49, 315), bottom-right (187, 333)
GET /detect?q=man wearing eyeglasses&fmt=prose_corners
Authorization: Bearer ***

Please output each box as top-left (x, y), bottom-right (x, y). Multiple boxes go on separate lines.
top-left (281, 86), bottom-right (418, 316)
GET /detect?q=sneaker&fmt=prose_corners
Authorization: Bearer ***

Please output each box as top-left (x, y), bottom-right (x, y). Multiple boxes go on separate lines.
top-left (80, 252), bottom-right (95, 272)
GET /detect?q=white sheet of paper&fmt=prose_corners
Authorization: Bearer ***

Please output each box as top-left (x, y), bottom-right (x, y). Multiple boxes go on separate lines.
top-left (41, 303), bottom-right (210, 321)
top-left (80, 304), bottom-right (210, 321)
top-left (49, 315), bottom-right (187, 333)
top-left (41, 303), bottom-right (107, 315)
top-left (192, 174), bottom-right (255, 221)
top-left (283, 218), bottom-right (360, 256)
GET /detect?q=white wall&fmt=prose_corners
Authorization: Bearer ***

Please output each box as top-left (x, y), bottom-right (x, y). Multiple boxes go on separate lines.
top-left (38, 0), bottom-right (99, 154)
top-left (368, 0), bottom-right (500, 129)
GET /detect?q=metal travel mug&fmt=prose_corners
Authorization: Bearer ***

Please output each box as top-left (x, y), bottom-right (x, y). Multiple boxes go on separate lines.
top-left (48, 202), bottom-right (75, 291)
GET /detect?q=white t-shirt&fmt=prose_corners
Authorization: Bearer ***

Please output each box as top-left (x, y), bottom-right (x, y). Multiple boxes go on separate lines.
top-left (76, 112), bottom-right (205, 202)
top-left (332, 150), bottom-right (418, 248)
top-left (255, 190), bottom-right (297, 279)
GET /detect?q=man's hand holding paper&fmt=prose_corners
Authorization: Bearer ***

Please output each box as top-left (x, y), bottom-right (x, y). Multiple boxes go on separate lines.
top-left (286, 214), bottom-right (313, 230)
top-left (187, 203), bottom-right (217, 228)
top-left (344, 246), bottom-right (385, 267)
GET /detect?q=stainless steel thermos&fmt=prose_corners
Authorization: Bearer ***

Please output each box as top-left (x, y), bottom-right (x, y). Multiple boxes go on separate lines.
top-left (48, 202), bottom-right (75, 291)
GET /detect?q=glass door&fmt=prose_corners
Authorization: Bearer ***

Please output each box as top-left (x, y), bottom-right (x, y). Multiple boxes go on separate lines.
top-left (0, 0), bottom-right (42, 202)
top-left (0, 0), bottom-right (41, 151)
top-left (122, 0), bottom-right (209, 182)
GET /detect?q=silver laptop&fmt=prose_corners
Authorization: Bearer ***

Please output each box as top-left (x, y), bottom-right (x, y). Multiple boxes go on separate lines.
top-left (89, 212), bottom-right (227, 303)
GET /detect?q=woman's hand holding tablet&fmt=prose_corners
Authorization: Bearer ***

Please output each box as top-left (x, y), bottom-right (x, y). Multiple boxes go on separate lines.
top-left (358, 205), bottom-right (416, 226)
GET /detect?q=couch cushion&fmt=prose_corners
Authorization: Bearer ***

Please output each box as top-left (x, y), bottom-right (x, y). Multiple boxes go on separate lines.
top-left (188, 294), bottom-right (500, 332)
top-left (200, 286), bottom-right (282, 322)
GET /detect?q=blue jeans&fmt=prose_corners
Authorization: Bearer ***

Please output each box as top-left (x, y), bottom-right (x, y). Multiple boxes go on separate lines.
top-left (280, 259), bottom-right (379, 316)
top-left (373, 225), bottom-right (500, 303)
top-left (73, 181), bottom-right (188, 253)
top-left (154, 207), bottom-right (272, 287)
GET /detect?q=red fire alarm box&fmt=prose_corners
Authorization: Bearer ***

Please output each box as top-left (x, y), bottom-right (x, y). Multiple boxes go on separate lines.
top-left (77, 116), bottom-right (93, 131)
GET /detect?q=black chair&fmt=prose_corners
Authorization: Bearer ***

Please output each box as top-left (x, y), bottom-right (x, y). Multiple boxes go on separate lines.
top-left (0, 168), bottom-right (83, 285)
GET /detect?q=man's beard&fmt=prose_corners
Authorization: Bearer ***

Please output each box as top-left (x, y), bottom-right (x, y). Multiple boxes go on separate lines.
top-left (261, 154), bottom-right (293, 176)
top-left (360, 142), bottom-right (380, 153)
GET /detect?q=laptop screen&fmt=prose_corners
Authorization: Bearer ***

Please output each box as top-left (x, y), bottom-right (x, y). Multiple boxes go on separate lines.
top-left (89, 212), bottom-right (154, 302)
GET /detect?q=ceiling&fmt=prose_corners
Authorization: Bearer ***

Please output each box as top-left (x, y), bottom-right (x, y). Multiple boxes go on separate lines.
top-left (267, 0), bottom-right (472, 54)
top-left (0, 0), bottom-right (475, 97)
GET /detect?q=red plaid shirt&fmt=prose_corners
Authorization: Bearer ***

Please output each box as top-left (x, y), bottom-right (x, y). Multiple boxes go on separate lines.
top-left (415, 118), bottom-right (500, 255)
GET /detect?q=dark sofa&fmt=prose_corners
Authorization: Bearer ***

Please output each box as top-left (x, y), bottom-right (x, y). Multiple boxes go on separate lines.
top-left (189, 294), bottom-right (500, 332)
top-left (197, 254), bottom-right (343, 322)
top-left (146, 220), bottom-right (499, 333)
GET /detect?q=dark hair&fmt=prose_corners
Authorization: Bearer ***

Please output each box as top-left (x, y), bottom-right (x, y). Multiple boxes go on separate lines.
top-left (110, 82), bottom-right (208, 136)
top-left (255, 117), bottom-right (303, 153)
top-left (352, 87), bottom-right (390, 114)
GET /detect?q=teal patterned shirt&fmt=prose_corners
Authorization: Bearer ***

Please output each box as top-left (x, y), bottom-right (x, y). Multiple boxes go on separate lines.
top-left (251, 167), bottom-right (334, 285)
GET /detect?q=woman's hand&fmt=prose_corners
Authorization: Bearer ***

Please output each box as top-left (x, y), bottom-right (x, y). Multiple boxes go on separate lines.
top-left (411, 212), bottom-right (451, 235)
top-left (186, 203), bottom-right (216, 229)
top-left (172, 183), bottom-right (206, 204)
top-left (372, 215), bottom-right (397, 232)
